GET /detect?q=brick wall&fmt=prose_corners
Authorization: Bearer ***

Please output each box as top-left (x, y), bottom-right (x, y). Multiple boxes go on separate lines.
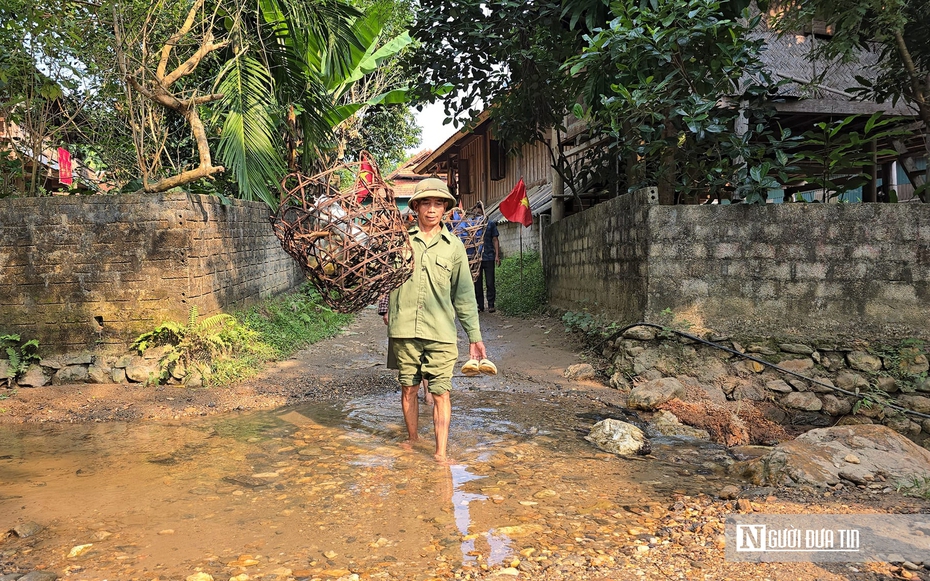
top-left (543, 192), bottom-right (930, 341)
top-left (0, 193), bottom-right (302, 352)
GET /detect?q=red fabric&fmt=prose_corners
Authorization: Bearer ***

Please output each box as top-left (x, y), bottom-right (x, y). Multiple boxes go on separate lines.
top-left (58, 147), bottom-right (72, 185)
top-left (355, 155), bottom-right (375, 203)
top-left (499, 177), bottom-right (532, 227)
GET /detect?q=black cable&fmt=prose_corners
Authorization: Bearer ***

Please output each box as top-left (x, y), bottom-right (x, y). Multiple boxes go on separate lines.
top-left (606, 323), bottom-right (930, 422)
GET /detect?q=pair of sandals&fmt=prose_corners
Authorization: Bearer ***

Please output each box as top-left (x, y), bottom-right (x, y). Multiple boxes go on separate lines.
top-left (461, 358), bottom-right (497, 376)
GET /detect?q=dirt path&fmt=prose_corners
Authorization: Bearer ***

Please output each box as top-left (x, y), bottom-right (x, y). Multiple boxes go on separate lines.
top-left (0, 308), bottom-right (597, 424)
top-left (2, 309), bottom-right (930, 581)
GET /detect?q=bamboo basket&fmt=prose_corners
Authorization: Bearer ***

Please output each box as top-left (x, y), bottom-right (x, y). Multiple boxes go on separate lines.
top-left (271, 154), bottom-right (414, 313)
top-left (444, 201), bottom-right (487, 282)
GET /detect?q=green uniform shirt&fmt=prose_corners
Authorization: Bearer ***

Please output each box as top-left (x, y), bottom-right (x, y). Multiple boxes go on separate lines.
top-left (388, 224), bottom-right (482, 344)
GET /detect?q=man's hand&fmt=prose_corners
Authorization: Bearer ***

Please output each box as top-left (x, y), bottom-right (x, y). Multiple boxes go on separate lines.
top-left (469, 341), bottom-right (487, 361)
top-left (496, 256), bottom-right (501, 266)
top-left (382, 313), bottom-right (389, 325)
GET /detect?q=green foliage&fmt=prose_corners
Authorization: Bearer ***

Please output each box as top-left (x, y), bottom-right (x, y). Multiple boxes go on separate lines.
top-left (236, 284), bottom-right (352, 359)
top-left (131, 285), bottom-right (350, 386)
top-left (561, 309), bottom-right (621, 341)
top-left (794, 113), bottom-right (912, 201)
top-left (496, 251), bottom-right (547, 316)
top-left (895, 476), bottom-right (930, 500)
top-left (569, 0), bottom-right (794, 203)
top-left (0, 334), bottom-right (40, 386)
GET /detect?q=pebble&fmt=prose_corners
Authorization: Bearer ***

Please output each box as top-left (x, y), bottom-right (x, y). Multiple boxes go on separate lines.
top-left (67, 544), bottom-right (93, 558)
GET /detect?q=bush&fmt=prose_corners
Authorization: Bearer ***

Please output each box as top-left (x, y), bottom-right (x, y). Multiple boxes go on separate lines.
top-left (496, 251), bottom-right (547, 316)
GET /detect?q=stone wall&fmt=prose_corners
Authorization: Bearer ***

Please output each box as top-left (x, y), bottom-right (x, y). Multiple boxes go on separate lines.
top-left (543, 192), bottom-right (930, 342)
top-left (543, 191), bottom-right (650, 322)
top-left (603, 326), bottom-right (930, 448)
top-left (497, 220), bottom-right (540, 259)
top-left (0, 193), bottom-right (302, 353)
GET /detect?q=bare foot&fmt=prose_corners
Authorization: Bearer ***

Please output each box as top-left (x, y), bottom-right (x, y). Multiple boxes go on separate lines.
top-left (399, 438), bottom-right (418, 451)
top-left (433, 454), bottom-right (455, 466)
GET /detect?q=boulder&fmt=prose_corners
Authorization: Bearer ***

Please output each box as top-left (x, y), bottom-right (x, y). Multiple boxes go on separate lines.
top-left (765, 379), bottom-right (793, 393)
top-left (623, 326), bottom-right (656, 341)
top-left (585, 419), bottom-right (649, 456)
top-left (609, 371), bottom-right (631, 391)
top-left (895, 347), bottom-right (929, 375)
top-left (777, 358), bottom-right (814, 374)
top-left (743, 424), bottom-right (930, 487)
top-left (875, 376), bottom-right (898, 393)
top-left (54, 365), bottom-right (88, 384)
top-left (820, 394), bottom-right (852, 417)
top-left (564, 363), bottom-right (597, 381)
top-left (847, 351), bottom-right (882, 372)
top-left (17, 365), bottom-right (49, 388)
top-left (627, 377), bottom-right (686, 410)
top-left (897, 395), bottom-right (930, 414)
top-left (835, 371), bottom-right (868, 391)
top-left (646, 410), bottom-right (710, 440)
top-left (125, 356), bottom-right (161, 383)
top-left (779, 343), bottom-right (814, 355)
top-left (780, 391), bottom-right (822, 412)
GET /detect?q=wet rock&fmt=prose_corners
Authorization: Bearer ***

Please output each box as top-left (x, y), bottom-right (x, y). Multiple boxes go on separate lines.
top-left (821, 394), bottom-right (852, 416)
top-left (19, 573), bottom-right (59, 581)
top-left (17, 365), bottom-right (49, 388)
top-left (765, 380), bottom-right (792, 393)
top-left (67, 543), bottom-right (93, 558)
top-left (777, 358), bottom-right (814, 374)
top-left (729, 446), bottom-right (772, 461)
top-left (647, 410), bottom-right (710, 440)
top-left (898, 395), bottom-right (930, 414)
top-left (780, 392), bottom-right (822, 412)
top-left (125, 356), bottom-right (160, 383)
top-left (54, 365), bottom-right (88, 384)
top-left (585, 419), bottom-right (648, 456)
top-left (563, 363), bottom-right (597, 381)
top-left (835, 371), bottom-right (869, 391)
top-left (623, 327), bottom-right (656, 341)
top-left (223, 474), bottom-right (269, 488)
top-left (847, 351), bottom-right (883, 372)
top-left (11, 521), bottom-right (42, 538)
top-left (627, 377), bottom-right (686, 410)
top-left (746, 424), bottom-right (930, 487)
top-left (779, 343), bottom-right (814, 355)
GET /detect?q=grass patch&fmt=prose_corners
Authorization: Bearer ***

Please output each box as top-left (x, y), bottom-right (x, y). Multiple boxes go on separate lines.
top-left (895, 476), bottom-right (930, 499)
top-left (134, 284), bottom-right (352, 387)
top-left (496, 251), bottom-right (547, 316)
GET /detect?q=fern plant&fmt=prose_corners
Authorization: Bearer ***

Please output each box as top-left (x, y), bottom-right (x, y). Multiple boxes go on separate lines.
top-left (1, 334), bottom-right (40, 387)
top-left (132, 307), bottom-right (238, 385)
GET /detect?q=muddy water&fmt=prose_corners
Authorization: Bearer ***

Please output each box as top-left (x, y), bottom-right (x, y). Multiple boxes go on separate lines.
top-left (0, 389), bottom-right (732, 580)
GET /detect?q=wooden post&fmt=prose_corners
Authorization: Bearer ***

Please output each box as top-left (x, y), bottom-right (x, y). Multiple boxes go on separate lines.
top-left (550, 128), bottom-right (565, 223)
top-left (864, 139), bottom-right (878, 203)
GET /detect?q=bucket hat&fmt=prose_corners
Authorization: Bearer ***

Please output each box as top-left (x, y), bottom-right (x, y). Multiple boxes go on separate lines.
top-left (410, 177), bottom-right (456, 210)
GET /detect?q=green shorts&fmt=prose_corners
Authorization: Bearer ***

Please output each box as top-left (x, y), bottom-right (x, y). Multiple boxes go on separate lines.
top-left (390, 338), bottom-right (458, 395)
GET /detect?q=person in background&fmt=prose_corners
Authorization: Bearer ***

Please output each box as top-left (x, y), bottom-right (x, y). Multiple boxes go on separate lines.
top-left (475, 219), bottom-right (500, 313)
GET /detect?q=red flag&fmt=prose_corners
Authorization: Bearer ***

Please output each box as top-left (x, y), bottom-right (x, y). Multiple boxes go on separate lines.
top-left (355, 153), bottom-right (375, 203)
top-left (499, 178), bottom-right (532, 227)
top-left (58, 147), bottom-right (72, 185)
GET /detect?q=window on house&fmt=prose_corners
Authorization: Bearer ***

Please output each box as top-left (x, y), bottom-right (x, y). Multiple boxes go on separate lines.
top-left (490, 139), bottom-right (506, 181)
top-left (458, 159), bottom-right (471, 195)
